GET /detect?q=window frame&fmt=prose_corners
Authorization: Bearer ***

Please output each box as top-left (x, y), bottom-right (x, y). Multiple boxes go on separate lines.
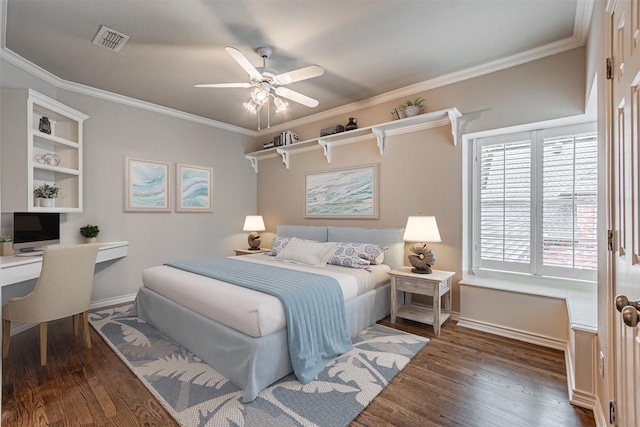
top-left (470, 122), bottom-right (598, 285)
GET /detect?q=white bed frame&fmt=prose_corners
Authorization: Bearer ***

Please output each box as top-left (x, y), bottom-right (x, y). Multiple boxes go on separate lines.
top-left (131, 225), bottom-right (405, 402)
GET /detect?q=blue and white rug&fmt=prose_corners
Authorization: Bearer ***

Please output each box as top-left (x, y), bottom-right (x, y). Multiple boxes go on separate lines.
top-left (89, 305), bottom-right (428, 427)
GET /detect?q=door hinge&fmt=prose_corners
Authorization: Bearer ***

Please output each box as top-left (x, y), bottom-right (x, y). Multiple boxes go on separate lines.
top-left (610, 400), bottom-right (617, 426)
top-left (607, 57), bottom-right (613, 79)
top-left (608, 229), bottom-right (615, 251)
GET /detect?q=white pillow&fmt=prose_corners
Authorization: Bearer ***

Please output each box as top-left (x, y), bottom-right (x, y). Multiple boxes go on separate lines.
top-left (275, 237), bottom-right (337, 267)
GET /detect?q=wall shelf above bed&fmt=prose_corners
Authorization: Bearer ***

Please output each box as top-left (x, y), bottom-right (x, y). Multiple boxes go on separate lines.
top-left (244, 107), bottom-right (461, 173)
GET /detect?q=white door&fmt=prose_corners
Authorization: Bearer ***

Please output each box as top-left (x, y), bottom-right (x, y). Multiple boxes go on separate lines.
top-left (610, 1), bottom-right (640, 426)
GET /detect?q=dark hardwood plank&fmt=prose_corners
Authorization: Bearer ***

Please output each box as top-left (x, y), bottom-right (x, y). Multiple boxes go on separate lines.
top-left (2, 308), bottom-right (595, 426)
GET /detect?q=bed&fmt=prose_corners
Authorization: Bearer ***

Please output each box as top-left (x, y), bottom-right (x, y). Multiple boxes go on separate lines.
top-left (130, 225), bottom-right (405, 402)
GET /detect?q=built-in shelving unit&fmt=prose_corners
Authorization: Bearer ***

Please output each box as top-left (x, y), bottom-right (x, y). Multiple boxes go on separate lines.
top-left (1, 89), bottom-right (88, 212)
top-left (245, 107), bottom-right (461, 173)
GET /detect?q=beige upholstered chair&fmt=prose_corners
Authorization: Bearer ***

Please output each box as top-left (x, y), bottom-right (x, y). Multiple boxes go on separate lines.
top-left (2, 244), bottom-right (99, 366)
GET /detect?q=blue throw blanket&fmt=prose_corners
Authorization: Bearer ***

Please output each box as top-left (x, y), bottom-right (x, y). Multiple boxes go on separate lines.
top-left (165, 257), bottom-right (353, 383)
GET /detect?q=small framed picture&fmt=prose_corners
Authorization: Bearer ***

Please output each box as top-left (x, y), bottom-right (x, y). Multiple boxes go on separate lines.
top-left (124, 157), bottom-right (171, 212)
top-left (176, 164), bottom-right (213, 212)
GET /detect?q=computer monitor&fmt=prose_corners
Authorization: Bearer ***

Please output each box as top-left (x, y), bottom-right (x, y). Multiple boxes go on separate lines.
top-left (13, 212), bottom-right (60, 252)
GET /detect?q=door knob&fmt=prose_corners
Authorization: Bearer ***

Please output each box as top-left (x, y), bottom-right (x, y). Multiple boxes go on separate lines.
top-left (615, 294), bottom-right (640, 328)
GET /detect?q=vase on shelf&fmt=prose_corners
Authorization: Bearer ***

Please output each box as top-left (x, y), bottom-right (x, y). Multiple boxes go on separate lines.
top-left (39, 117), bottom-right (51, 134)
top-left (39, 198), bottom-right (54, 208)
top-left (85, 237), bottom-right (97, 244)
top-left (345, 117), bottom-right (358, 131)
top-left (0, 242), bottom-right (15, 256)
top-left (404, 106), bottom-right (421, 117)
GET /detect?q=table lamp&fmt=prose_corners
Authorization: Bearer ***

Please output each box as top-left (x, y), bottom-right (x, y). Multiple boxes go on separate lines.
top-left (243, 215), bottom-right (266, 250)
top-left (403, 216), bottom-right (441, 274)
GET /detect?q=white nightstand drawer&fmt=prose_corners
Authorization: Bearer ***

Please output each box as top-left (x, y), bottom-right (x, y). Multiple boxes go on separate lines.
top-left (396, 278), bottom-right (436, 294)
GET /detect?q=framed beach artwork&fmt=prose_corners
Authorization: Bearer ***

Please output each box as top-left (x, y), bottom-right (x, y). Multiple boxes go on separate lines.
top-left (124, 157), bottom-right (171, 212)
top-left (304, 164), bottom-right (379, 219)
top-left (176, 164), bottom-right (213, 212)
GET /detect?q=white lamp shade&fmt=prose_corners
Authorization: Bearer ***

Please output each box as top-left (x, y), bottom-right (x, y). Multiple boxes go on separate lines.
top-left (403, 216), bottom-right (441, 242)
top-left (243, 215), bottom-right (265, 232)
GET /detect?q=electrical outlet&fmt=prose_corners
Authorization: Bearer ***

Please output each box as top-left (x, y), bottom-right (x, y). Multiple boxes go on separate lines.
top-left (599, 351), bottom-right (605, 377)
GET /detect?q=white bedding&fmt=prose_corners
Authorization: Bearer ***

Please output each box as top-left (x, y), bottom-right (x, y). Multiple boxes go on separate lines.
top-left (141, 253), bottom-right (391, 338)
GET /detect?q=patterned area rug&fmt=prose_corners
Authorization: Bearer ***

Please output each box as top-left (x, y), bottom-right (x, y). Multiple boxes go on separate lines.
top-left (89, 305), bottom-right (428, 427)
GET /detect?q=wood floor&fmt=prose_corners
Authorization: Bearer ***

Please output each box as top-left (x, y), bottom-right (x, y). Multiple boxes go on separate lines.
top-left (2, 308), bottom-right (596, 427)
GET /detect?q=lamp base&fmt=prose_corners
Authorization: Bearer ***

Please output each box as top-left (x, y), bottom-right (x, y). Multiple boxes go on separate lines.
top-left (247, 231), bottom-right (261, 250)
top-left (246, 247), bottom-right (261, 251)
top-left (410, 267), bottom-right (432, 274)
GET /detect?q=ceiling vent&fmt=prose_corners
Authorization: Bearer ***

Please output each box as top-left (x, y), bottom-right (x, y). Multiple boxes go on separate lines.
top-left (92, 26), bottom-right (130, 52)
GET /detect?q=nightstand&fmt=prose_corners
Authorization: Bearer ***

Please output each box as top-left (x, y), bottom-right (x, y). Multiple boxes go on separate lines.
top-left (233, 248), bottom-right (271, 256)
top-left (389, 267), bottom-right (454, 335)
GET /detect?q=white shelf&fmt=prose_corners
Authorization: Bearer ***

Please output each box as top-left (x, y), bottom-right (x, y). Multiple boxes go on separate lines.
top-left (1, 88), bottom-right (88, 212)
top-left (244, 107), bottom-right (461, 173)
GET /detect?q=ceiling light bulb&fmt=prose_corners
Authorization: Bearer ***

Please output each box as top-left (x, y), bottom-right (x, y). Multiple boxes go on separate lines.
top-left (274, 97), bottom-right (288, 113)
top-left (243, 99), bottom-right (258, 114)
top-left (252, 88), bottom-right (268, 104)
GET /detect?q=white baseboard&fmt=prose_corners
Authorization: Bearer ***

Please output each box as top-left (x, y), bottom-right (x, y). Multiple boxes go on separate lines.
top-left (457, 316), bottom-right (567, 350)
top-left (8, 293), bottom-right (137, 336)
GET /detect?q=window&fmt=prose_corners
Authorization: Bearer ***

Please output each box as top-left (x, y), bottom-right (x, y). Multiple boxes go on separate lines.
top-left (473, 123), bottom-right (598, 282)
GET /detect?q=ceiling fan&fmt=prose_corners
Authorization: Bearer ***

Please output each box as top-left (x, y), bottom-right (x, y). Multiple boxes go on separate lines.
top-left (195, 46), bottom-right (324, 114)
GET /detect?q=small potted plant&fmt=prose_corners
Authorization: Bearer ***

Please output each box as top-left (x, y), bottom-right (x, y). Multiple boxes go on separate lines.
top-left (80, 224), bottom-right (100, 243)
top-left (400, 97), bottom-right (425, 117)
top-left (34, 183), bottom-right (59, 207)
top-left (0, 235), bottom-right (14, 256)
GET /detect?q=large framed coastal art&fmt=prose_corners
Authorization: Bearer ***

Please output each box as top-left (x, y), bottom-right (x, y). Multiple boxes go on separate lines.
top-left (124, 157), bottom-right (171, 212)
top-left (176, 163), bottom-right (213, 212)
top-left (304, 164), bottom-right (379, 219)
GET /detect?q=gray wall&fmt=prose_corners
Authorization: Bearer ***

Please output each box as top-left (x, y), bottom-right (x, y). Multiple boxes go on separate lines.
top-left (0, 57), bottom-right (257, 304)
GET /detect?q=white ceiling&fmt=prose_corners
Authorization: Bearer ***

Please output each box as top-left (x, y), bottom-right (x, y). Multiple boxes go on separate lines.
top-left (2, 0), bottom-right (590, 132)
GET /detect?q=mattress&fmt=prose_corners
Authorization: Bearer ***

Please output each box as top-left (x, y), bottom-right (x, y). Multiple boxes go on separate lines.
top-left (141, 253), bottom-right (390, 338)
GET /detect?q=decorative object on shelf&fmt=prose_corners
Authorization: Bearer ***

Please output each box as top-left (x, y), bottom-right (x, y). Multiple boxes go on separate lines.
top-left (320, 124), bottom-right (344, 137)
top-left (305, 164), bottom-right (379, 219)
top-left (0, 235), bottom-right (15, 256)
top-left (124, 157), bottom-right (171, 212)
top-left (399, 97), bottom-right (425, 117)
top-left (274, 130), bottom-right (300, 147)
top-left (243, 215), bottom-right (266, 250)
top-left (38, 116), bottom-right (51, 134)
top-left (345, 117), bottom-right (358, 131)
top-left (34, 153), bottom-right (60, 166)
top-left (403, 215), bottom-right (441, 274)
top-left (34, 183), bottom-right (59, 207)
top-left (176, 163), bottom-right (213, 212)
top-left (80, 224), bottom-right (100, 243)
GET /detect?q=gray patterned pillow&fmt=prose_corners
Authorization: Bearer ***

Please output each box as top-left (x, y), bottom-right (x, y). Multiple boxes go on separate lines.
top-left (327, 242), bottom-right (386, 270)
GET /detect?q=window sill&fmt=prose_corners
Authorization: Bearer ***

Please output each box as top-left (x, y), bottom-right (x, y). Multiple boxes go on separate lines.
top-left (460, 273), bottom-right (597, 332)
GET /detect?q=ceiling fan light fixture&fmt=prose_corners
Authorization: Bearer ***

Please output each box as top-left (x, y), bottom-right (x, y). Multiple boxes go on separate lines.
top-left (251, 87), bottom-right (268, 105)
top-left (274, 97), bottom-right (288, 113)
top-left (243, 99), bottom-right (259, 114)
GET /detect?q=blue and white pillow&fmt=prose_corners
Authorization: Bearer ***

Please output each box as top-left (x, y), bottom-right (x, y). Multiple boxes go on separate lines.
top-left (328, 242), bottom-right (386, 270)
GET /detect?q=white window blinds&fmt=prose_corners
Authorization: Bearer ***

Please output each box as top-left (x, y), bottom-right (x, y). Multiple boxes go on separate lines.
top-left (474, 124), bottom-right (597, 281)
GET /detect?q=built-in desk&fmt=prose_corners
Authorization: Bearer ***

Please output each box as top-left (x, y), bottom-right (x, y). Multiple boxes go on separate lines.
top-left (0, 242), bottom-right (129, 286)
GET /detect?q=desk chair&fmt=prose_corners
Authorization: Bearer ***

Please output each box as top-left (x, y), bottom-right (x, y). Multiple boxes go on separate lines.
top-left (2, 244), bottom-right (99, 366)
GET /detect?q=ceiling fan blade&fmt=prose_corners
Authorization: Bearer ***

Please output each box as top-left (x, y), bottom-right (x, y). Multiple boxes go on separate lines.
top-left (274, 86), bottom-right (319, 108)
top-left (194, 83), bottom-right (252, 88)
top-left (225, 46), bottom-right (263, 81)
top-left (274, 65), bottom-right (324, 85)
